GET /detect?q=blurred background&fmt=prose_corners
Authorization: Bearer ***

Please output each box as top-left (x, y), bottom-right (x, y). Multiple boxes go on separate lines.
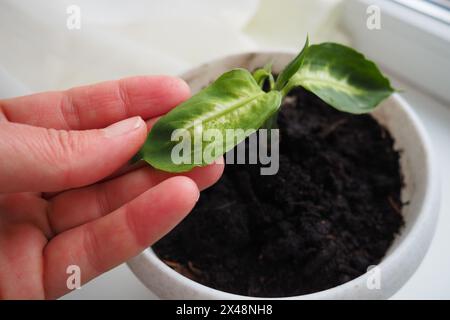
top-left (0, 0), bottom-right (449, 299)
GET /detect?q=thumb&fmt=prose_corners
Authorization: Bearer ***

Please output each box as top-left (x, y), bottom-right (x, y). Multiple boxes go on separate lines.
top-left (0, 117), bottom-right (147, 193)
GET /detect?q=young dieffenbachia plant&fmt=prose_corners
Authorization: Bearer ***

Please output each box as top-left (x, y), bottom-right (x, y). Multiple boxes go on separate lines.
top-left (137, 38), bottom-right (394, 172)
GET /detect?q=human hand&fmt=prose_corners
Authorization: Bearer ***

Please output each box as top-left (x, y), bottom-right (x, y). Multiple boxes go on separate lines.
top-left (0, 76), bottom-right (224, 299)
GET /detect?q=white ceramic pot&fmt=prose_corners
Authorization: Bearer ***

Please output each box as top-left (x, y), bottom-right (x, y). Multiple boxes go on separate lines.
top-left (127, 52), bottom-right (440, 300)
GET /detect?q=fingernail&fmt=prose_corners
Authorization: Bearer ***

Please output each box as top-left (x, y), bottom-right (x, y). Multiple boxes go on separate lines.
top-left (196, 192), bottom-right (200, 202)
top-left (103, 116), bottom-right (144, 138)
top-left (214, 156), bottom-right (224, 165)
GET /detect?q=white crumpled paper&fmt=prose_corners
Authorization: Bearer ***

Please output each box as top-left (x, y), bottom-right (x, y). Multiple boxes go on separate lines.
top-left (0, 0), bottom-right (347, 97)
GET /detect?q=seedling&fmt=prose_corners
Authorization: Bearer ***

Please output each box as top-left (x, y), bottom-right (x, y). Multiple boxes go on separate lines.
top-left (137, 38), bottom-right (394, 172)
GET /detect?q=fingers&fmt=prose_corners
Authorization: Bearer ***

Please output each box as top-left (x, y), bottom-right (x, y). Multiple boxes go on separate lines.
top-left (0, 76), bottom-right (190, 130)
top-left (0, 223), bottom-right (48, 299)
top-left (48, 158), bottom-right (224, 233)
top-left (0, 117), bottom-right (147, 193)
top-left (40, 117), bottom-right (161, 199)
top-left (43, 176), bottom-right (199, 299)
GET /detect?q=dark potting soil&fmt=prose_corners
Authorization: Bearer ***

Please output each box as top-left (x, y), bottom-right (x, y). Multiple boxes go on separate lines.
top-left (153, 87), bottom-right (404, 297)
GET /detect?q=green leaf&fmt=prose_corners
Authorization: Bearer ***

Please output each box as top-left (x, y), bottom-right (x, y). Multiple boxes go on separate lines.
top-left (274, 36), bottom-right (309, 90)
top-left (252, 61), bottom-right (274, 89)
top-left (282, 43), bottom-right (394, 114)
top-left (140, 69), bottom-right (282, 173)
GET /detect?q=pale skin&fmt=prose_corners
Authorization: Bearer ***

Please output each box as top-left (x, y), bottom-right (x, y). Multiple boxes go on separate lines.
top-left (0, 76), bottom-right (224, 299)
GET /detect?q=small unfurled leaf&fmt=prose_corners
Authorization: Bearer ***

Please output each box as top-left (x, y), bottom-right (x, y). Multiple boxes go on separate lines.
top-left (140, 69), bottom-right (282, 172)
top-left (275, 36), bottom-right (309, 90)
top-left (282, 43), bottom-right (394, 114)
top-left (252, 62), bottom-right (274, 89)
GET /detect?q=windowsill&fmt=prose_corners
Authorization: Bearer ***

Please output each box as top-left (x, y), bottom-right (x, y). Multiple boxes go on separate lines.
top-left (342, 0), bottom-right (450, 106)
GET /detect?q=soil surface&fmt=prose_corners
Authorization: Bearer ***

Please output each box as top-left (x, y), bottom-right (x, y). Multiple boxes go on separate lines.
top-left (153, 87), bottom-right (404, 297)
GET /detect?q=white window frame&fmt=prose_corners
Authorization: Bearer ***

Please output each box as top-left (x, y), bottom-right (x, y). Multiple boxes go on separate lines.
top-left (342, 0), bottom-right (450, 105)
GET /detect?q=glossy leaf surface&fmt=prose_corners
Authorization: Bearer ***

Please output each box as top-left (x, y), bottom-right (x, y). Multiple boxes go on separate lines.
top-left (140, 69), bottom-right (282, 172)
top-left (282, 43), bottom-right (394, 114)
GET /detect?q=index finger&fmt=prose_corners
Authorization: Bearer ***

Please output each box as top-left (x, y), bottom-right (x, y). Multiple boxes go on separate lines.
top-left (0, 76), bottom-right (190, 130)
